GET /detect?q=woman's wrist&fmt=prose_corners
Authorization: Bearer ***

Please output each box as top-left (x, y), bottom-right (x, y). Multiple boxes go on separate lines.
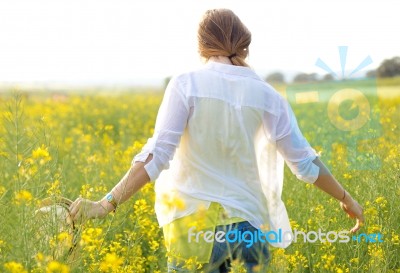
top-left (341, 190), bottom-right (354, 206)
top-left (98, 199), bottom-right (115, 214)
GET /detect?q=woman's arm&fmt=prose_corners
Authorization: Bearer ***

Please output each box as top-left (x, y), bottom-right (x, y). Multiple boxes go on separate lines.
top-left (272, 97), bottom-right (364, 233)
top-left (312, 157), bottom-right (364, 232)
top-left (69, 154), bottom-right (153, 221)
top-left (69, 76), bottom-right (189, 221)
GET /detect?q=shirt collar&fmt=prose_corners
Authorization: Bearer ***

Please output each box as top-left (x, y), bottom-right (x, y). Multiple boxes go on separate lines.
top-left (205, 61), bottom-right (262, 81)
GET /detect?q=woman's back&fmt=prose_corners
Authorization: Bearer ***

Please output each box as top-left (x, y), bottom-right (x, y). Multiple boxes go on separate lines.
top-left (154, 61), bottom-right (291, 234)
top-left (180, 61), bottom-right (277, 181)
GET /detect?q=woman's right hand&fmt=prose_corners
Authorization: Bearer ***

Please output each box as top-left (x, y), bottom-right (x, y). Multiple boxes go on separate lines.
top-left (69, 197), bottom-right (110, 223)
top-left (340, 192), bottom-right (364, 233)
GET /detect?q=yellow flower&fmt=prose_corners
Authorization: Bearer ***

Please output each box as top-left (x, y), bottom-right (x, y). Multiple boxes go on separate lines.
top-left (80, 227), bottom-right (103, 245)
top-left (80, 184), bottom-right (94, 198)
top-left (109, 241), bottom-right (122, 253)
top-left (375, 196), bottom-right (387, 208)
top-left (290, 219), bottom-right (300, 229)
top-left (46, 260), bottom-right (69, 273)
top-left (99, 253), bottom-right (123, 272)
top-left (367, 224), bottom-right (381, 234)
top-left (183, 257), bottom-right (202, 271)
top-left (350, 257), bottom-right (359, 264)
top-left (147, 255), bottom-right (158, 263)
top-left (4, 261), bottom-right (28, 273)
top-left (149, 240), bottom-right (160, 252)
top-left (230, 259), bottom-right (247, 272)
top-left (104, 125), bottom-right (114, 131)
top-left (0, 186), bottom-right (6, 196)
top-left (32, 145), bottom-right (50, 159)
top-left (35, 252), bottom-right (45, 267)
top-left (391, 232), bottom-right (399, 245)
top-left (368, 245), bottom-right (384, 262)
top-left (286, 250), bottom-right (308, 270)
top-left (47, 180), bottom-right (61, 196)
top-left (364, 206), bottom-right (378, 218)
top-left (314, 204), bottom-right (325, 214)
top-left (321, 254), bottom-right (335, 270)
top-left (14, 190), bottom-right (33, 204)
top-left (343, 173), bottom-right (352, 179)
top-left (55, 232), bottom-right (73, 249)
top-left (32, 145), bottom-right (52, 164)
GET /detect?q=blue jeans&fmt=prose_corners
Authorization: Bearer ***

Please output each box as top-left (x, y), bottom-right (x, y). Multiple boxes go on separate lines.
top-left (168, 221), bottom-right (270, 273)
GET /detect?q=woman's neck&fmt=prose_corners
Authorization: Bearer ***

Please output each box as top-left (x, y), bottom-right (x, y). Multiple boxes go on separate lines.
top-left (209, 56), bottom-right (232, 65)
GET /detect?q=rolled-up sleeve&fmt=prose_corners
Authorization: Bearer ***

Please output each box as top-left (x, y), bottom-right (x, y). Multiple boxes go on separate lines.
top-left (273, 97), bottom-right (320, 183)
top-left (133, 76), bottom-right (189, 181)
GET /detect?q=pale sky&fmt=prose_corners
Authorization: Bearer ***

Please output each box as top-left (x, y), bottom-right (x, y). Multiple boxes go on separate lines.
top-left (0, 0), bottom-right (399, 86)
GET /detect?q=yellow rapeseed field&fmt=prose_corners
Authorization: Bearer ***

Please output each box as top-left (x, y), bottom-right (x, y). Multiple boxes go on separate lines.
top-left (0, 82), bottom-right (399, 272)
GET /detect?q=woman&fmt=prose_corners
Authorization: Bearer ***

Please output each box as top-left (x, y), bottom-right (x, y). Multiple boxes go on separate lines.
top-left (70, 9), bottom-right (364, 273)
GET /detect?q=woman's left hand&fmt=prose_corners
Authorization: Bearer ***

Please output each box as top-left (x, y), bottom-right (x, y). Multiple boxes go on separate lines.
top-left (69, 197), bottom-right (108, 222)
top-left (340, 195), bottom-right (364, 233)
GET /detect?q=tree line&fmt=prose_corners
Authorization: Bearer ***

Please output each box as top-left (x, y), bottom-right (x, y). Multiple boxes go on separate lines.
top-left (266, 56), bottom-right (400, 84)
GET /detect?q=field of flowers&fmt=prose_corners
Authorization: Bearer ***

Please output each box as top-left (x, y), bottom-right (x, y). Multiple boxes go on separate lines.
top-left (0, 80), bottom-right (399, 272)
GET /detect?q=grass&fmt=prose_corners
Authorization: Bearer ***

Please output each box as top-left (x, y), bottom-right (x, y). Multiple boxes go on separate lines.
top-left (0, 80), bottom-right (399, 272)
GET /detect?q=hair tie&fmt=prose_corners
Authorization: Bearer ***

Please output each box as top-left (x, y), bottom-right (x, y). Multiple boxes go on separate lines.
top-left (228, 53), bottom-right (237, 58)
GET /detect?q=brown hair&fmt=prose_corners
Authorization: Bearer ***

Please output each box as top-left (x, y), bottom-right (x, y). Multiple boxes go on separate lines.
top-left (198, 9), bottom-right (251, 67)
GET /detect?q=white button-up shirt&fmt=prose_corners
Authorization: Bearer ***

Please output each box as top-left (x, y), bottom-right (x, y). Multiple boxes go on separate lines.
top-left (134, 61), bottom-right (319, 248)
